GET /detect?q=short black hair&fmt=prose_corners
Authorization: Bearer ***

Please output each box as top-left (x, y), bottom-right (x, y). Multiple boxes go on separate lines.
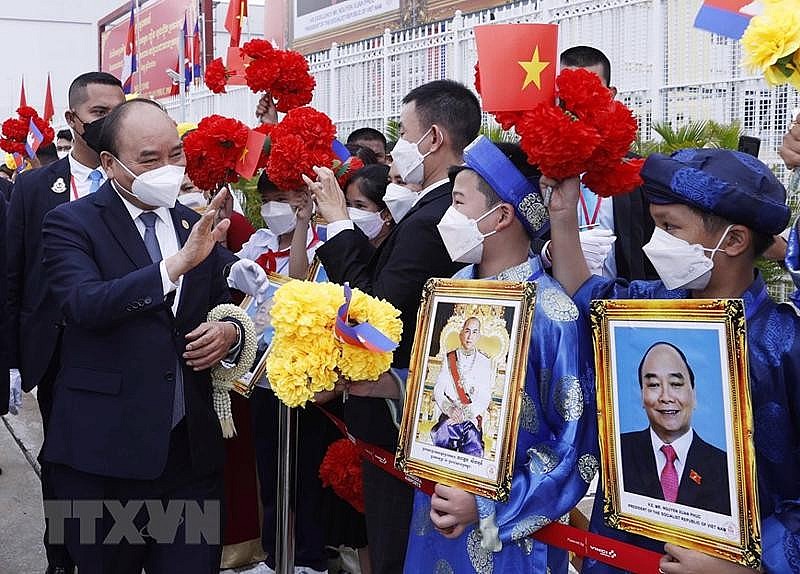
top-left (56, 129), bottom-right (73, 142)
top-left (347, 164), bottom-right (390, 210)
top-left (637, 342), bottom-right (695, 388)
top-left (347, 127), bottom-right (387, 147)
top-left (68, 72), bottom-right (123, 108)
top-left (257, 171), bottom-right (280, 195)
top-left (97, 98), bottom-right (165, 156)
top-left (36, 143), bottom-right (59, 165)
top-left (560, 46), bottom-right (612, 86)
top-left (447, 142), bottom-right (541, 208)
top-left (402, 80), bottom-right (481, 154)
top-left (692, 208), bottom-right (774, 258)
top-left (345, 143), bottom-right (378, 165)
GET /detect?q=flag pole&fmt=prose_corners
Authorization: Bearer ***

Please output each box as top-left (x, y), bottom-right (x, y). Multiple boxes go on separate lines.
top-left (275, 402), bottom-right (296, 574)
top-left (135, 0), bottom-right (142, 91)
top-left (178, 24), bottom-right (187, 122)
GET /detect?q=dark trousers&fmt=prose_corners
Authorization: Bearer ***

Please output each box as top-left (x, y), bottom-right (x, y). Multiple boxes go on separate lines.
top-left (38, 350), bottom-right (75, 571)
top-left (345, 396), bottom-right (414, 574)
top-left (48, 421), bottom-right (224, 574)
top-left (251, 387), bottom-right (330, 572)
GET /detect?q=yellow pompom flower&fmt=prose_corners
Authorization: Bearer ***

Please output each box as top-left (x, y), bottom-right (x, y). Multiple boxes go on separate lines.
top-left (742, 2), bottom-right (800, 87)
top-left (265, 280), bottom-right (403, 408)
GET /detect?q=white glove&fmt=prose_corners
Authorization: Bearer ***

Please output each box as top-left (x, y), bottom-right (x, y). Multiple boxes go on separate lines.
top-left (227, 259), bottom-right (270, 302)
top-left (8, 369), bottom-right (22, 415)
top-left (579, 227), bottom-right (616, 276)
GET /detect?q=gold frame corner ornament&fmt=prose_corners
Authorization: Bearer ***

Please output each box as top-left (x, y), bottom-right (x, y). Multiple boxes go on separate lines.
top-left (396, 278), bottom-right (536, 502)
top-left (591, 298), bottom-right (761, 568)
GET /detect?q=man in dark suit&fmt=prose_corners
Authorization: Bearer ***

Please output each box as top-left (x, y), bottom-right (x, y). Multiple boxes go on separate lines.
top-left (6, 71), bottom-right (125, 574)
top-left (0, 194), bottom-right (9, 419)
top-left (620, 342), bottom-right (731, 516)
top-left (538, 46), bottom-right (656, 281)
top-left (309, 79), bottom-right (481, 574)
top-left (40, 99), bottom-right (243, 573)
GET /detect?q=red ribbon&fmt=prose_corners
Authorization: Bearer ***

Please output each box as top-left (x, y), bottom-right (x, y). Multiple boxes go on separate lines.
top-left (317, 406), bottom-right (663, 572)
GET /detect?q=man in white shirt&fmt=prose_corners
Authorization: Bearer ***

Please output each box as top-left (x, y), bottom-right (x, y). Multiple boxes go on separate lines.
top-left (620, 342), bottom-right (731, 515)
top-left (431, 316), bottom-right (494, 458)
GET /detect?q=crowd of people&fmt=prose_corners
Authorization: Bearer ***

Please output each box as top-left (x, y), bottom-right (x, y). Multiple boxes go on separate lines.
top-left (1, 43), bottom-right (800, 574)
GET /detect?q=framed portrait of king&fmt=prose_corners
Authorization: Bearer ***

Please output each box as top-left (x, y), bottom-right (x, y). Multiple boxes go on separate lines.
top-left (231, 271), bottom-right (292, 397)
top-left (396, 278), bottom-right (536, 501)
top-left (591, 298), bottom-right (760, 567)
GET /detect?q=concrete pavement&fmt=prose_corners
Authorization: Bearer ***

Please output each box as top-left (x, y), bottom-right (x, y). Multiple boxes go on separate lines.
top-left (0, 391), bottom-right (47, 574)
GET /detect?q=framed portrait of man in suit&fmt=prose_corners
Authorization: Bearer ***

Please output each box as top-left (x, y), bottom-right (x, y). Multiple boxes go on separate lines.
top-left (591, 299), bottom-right (760, 568)
top-left (232, 271), bottom-right (292, 397)
top-left (396, 278), bottom-right (536, 501)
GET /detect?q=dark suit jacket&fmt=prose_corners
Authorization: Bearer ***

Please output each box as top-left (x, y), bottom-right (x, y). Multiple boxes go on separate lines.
top-left (0, 177), bottom-right (11, 202)
top-left (40, 182), bottom-right (232, 480)
top-left (6, 157), bottom-right (71, 391)
top-left (621, 428), bottom-right (731, 515)
top-left (316, 180), bottom-right (463, 369)
top-left (0, 195), bottom-right (9, 415)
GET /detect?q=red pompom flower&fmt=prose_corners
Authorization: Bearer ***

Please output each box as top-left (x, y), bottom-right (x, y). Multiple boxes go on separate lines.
top-left (239, 40), bottom-right (315, 113)
top-left (183, 114), bottom-right (250, 191)
top-left (204, 58), bottom-right (234, 94)
top-left (319, 438), bottom-right (364, 513)
top-left (1, 106), bottom-right (54, 156)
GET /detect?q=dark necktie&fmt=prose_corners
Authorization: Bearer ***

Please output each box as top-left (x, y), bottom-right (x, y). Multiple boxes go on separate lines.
top-left (660, 444), bottom-right (679, 502)
top-left (140, 212), bottom-right (185, 427)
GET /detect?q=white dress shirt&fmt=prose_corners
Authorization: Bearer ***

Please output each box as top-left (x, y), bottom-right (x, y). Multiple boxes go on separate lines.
top-left (68, 152), bottom-right (107, 200)
top-left (114, 182), bottom-right (182, 313)
top-left (650, 427), bottom-right (694, 485)
top-left (326, 178), bottom-right (450, 239)
top-left (578, 185), bottom-right (617, 279)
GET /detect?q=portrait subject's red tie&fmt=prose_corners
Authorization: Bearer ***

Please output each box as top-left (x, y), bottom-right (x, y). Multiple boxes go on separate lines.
top-left (660, 444), bottom-right (679, 502)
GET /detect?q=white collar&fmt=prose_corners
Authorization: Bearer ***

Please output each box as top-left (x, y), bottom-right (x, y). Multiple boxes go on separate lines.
top-left (413, 178), bottom-right (450, 206)
top-left (650, 426), bottom-right (694, 464)
top-left (243, 226), bottom-right (316, 252)
top-left (112, 180), bottom-right (172, 226)
top-left (68, 151), bottom-right (105, 182)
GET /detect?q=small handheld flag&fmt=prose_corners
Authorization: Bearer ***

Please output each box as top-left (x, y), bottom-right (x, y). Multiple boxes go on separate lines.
top-left (24, 119), bottom-right (44, 159)
top-left (335, 284), bottom-right (399, 353)
top-left (474, 24), bottom-right (558, 112)
top-left (694, 0), bottom-right (756, 39)
top-left (235, 128), bottom-right (268, 178)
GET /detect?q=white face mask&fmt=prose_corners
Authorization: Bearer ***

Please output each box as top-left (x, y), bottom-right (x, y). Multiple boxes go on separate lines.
top-left (348, 207), bottom-right (386, 240)
top-left (177, 191), bottom-right (208, 210)
top-left (383, 183), bottom-right (418, 222)
top-left (261, 201), bottom-right (298, 236)
top-left (114, 158), bottom-right (185, 209)
top-left (391, 127), bottom-right (433, 186)
top-left (642, 225), bottom-right (732, 290)
top-left (436, 204), bottom-right (501, 264)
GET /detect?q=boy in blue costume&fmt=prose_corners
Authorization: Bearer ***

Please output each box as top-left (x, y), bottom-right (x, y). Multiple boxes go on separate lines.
top-left (547, 148), bottom-right (800, 573)
top-left (403, 136), bottom-right (598, 573)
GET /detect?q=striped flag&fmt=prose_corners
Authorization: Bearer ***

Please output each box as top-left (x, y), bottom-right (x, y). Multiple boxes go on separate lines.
top-left (193, 18), bottom-right (202, 79)
top-left (24, 119), bottom-right (45, 159)
top-left (121, 1), bottom-right (137, 94)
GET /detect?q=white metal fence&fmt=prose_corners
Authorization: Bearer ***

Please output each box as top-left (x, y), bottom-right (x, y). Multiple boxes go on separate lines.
top-left (160, 0), bottom-right (800, 298)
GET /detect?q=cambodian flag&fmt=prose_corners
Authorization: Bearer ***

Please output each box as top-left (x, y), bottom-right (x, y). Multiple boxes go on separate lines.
top-left (121, 1), bottom-right (137, 94)
top-left (694, 0), bottom-right (757, 39)
top-left (183, 15), bottom-right (192, 87)
top-left (24, 119), bottom-right (44, 159)
top-left (193, 19), bottom-right (202, 79)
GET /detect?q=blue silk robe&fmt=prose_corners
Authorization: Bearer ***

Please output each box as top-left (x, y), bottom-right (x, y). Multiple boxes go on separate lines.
top-left (403, 256), bottom-right (599, 574)
top-left (574, 273), bottom-right (800, 573)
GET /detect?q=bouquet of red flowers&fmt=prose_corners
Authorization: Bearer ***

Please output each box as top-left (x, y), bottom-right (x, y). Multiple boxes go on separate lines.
top-left (183, 114), bottom-right (250, 191)
top-left (205, 39), bottom-right (315, 114)
top-left (319, 438), bottom-right (364, 513)
top-left (475, 66), bottom-right (643, 197)
top-left (0, 106), bottom-right (54, 157)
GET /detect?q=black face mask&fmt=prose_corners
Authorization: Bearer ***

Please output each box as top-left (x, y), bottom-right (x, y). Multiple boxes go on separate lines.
top-left (74, 114), bottom-right (106, 154)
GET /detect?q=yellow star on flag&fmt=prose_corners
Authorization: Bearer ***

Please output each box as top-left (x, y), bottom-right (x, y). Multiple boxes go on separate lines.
top-left (518, 46), bottom-right (550, 90)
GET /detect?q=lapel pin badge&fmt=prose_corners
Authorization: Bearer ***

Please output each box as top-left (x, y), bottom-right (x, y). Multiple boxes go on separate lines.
top-left (689, 469), bottom-right (702, 485)
top-left (51, 177), bottom-right (67, 194)
top-left (181, 219), bottom-right (190, 230)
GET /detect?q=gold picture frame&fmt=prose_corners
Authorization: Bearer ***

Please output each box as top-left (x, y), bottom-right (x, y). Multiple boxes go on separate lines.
top-left (591, 298), bottom-right (760, 567)
top-left (231, 271), bottom-right (292, 397)
top-left (396, 278), bottom-right (536, 501)
top-left (306, 256), bottom-right (328, 283)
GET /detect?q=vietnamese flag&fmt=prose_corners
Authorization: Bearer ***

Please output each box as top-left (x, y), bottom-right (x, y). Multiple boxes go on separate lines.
top-left (236, 128), bottom-right (267, 178)
top-left (225, 0), bottom-right (248, 47)
top-left (43, 74), bottom-right (55, 123)
top-left (474, 24), bottom-right (558, 113)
